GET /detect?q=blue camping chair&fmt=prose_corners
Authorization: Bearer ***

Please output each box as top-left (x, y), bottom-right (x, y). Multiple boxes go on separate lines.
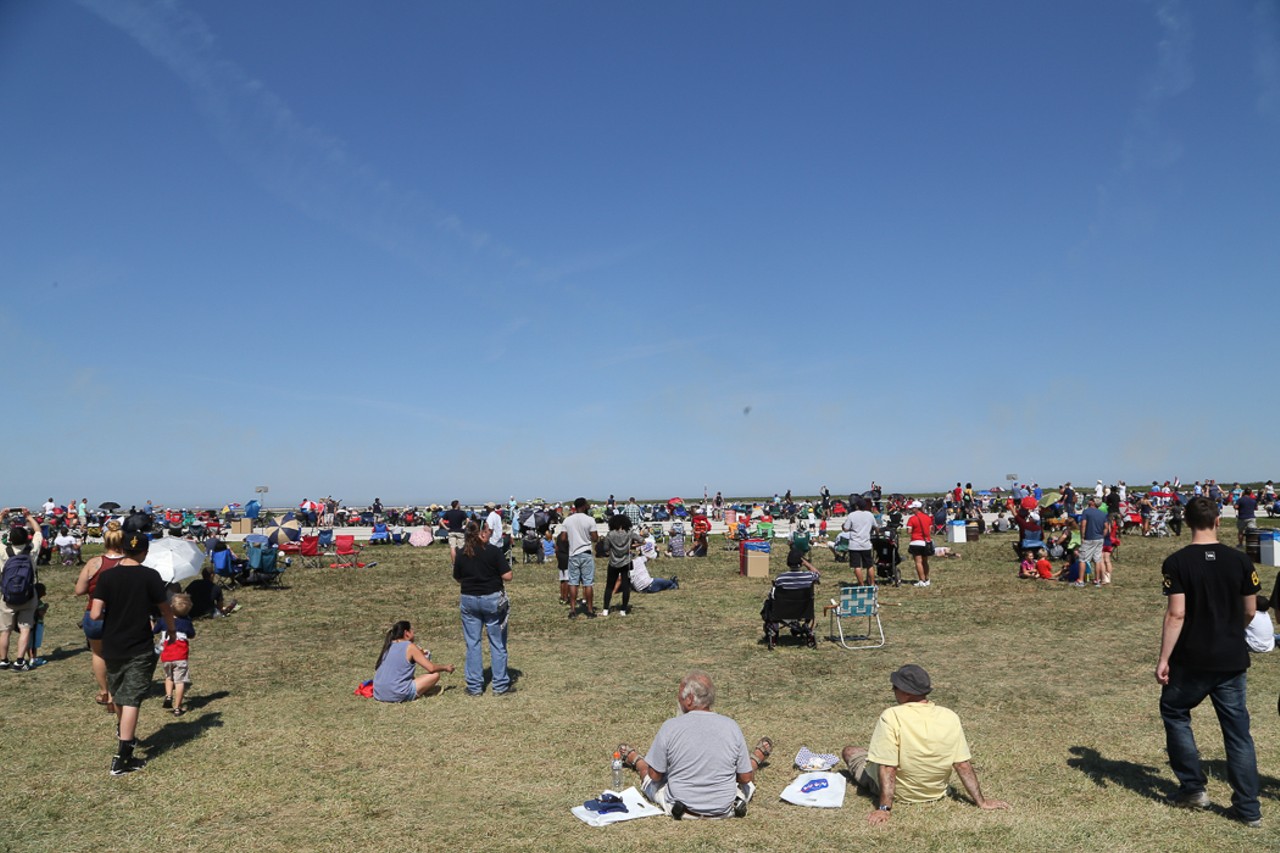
top-left (369, 522), bottom-right (390, 544)
top-left (829, 584), bottom-right (885, 650)
top-left (245, 542), bottom-right (286, 588)
top-left (211, 548), bottom-right (243, 588)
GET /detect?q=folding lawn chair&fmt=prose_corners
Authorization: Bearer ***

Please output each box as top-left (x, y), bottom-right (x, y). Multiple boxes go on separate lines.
top-left (298, 534), bottom-right (321, 568)
top-left (829, 583), bottom-right (885, 650)
top-left (331, 535), bottom-right (365, 568)
top-left (246, 544), bottom-right (287, 588)
top-left (211, 548), bottom-right (241, 588)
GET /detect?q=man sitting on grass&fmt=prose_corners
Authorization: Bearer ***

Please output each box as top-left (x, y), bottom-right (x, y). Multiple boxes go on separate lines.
top-left (616, 671), bottom-right (773, 819)
top-left (843, 664), bottom-right (1009, 825)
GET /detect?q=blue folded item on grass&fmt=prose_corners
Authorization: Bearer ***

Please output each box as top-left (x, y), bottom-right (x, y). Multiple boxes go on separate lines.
top-left (584, 793), bottom-right (628, 814)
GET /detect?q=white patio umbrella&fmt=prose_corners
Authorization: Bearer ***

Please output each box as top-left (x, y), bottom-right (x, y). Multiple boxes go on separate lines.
top-left (144, 537), bottom-right (206, 584)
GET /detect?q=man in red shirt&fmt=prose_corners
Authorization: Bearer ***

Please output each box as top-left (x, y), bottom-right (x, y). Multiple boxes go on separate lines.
top-left (905, 502), bottom-right (932, 588)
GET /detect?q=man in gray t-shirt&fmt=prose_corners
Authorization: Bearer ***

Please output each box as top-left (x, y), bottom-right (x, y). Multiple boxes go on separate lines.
top-left (841, 498), bottom-right (879, 584)
top-left (615, 671), bottom-right (772, 818)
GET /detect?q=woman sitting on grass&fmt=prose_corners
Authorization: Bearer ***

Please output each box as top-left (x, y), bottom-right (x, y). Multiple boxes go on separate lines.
top-left (372, 620), bottom-right (454, 702)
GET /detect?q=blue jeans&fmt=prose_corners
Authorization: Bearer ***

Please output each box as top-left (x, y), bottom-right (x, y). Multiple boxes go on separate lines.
top-left (643, 578), bottom-right (676, 592)
top-left (460, 592), bottom-right (509, 695)
top-left (1160, 668), bottom-right (1259, 819)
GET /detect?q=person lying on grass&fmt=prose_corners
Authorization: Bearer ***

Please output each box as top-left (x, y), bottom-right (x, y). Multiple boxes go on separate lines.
top-left (372, 620), bottom-right (454, 702)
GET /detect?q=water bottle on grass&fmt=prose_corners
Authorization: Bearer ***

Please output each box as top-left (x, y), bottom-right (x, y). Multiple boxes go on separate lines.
top-left (611, 751), bottom-right (624, 790)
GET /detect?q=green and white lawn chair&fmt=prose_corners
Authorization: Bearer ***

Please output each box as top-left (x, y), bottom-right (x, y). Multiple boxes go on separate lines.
top-left (829, 583), bottom-right (885, 650)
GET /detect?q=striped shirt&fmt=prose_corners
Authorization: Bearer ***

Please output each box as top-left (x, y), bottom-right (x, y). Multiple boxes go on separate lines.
top-left (773, 569), bottom-right (820, 590)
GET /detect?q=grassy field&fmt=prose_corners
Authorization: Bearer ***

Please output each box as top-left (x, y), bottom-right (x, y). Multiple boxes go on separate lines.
top-left (4, 521), bottom-right (1279, 852)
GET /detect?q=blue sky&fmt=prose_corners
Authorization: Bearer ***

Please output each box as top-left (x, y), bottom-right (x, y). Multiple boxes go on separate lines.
top-left (2, 0), bottom-right (1278, 507)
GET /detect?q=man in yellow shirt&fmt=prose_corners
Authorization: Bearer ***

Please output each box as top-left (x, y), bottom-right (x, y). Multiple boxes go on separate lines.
top-left (842, 664), bottom-right (1009, 825)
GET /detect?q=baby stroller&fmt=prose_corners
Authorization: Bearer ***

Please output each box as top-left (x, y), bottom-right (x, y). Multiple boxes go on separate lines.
top-left (872, 532), bottom-right (902, 586)
top-left (761, 585), bottom-right (817, 650)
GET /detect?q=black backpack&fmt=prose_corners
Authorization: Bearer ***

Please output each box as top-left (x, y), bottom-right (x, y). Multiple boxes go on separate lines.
top-left (2, 546), bottom-right (35, 607)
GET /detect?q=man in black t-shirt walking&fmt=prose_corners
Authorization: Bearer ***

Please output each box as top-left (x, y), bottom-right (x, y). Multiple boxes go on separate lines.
top-left (90, 526), bottom-right (177, 776)
top-left (1156, 496), bottom-right (1261, 827)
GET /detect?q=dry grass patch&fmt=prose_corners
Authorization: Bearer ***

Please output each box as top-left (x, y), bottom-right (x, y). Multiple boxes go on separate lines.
top-left (3, 527), bottom-right (1278, 851)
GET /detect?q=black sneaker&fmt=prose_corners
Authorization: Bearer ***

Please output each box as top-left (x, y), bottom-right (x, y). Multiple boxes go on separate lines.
top-left (670, 801), bottom-right (687, 820)
top-left (494, 688), bottom-right (518, 697)
top-left (109, 756), bottom-right (147, 776)
top-left (162, 696), bottom-right (173, 709)
top-left (11, 660), bottom-right (29, 673)
top-left (0, 659), bottom-right (9, 670)
top-left (733, 798), bottom-right (748, 818)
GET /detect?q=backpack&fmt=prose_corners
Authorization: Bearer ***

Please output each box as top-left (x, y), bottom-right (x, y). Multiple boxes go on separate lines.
top-left (2, 546), bottom-right (35, 607)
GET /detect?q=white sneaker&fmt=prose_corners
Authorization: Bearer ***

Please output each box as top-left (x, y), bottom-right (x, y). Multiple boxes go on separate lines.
top-left (618, 610), bottom-right (627, 616)
top-left (600, 609), bottom-right (610, 617)
top-left (914, 580), bottom-right (929, 588)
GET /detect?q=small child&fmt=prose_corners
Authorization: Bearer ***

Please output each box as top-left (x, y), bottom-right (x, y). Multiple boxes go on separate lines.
top-left (155, 593), bottom-right (196, 716)
top-left (1058, 549), bottom-right (1084, 586)
top-left (1018, 553), bottom-right (1036, 579)
top-left (541, 528), bottom-right (556, 562)
top-left (1034, 549), bottom-right (1054, 580)
top-left (1246, 595), bottom-right (1275, 653)
top-left (24, 583), bottom-right (48, 668)
top-left (555, 530), bottom-right (570, 605)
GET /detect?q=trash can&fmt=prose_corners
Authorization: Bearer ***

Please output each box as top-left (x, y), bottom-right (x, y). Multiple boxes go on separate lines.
top-left (1246, 529), bottom-right (1262, 562)
top-left (739, 539), bottom-right (770, 577)
top-left (946, 520), bottom-right (966, 544)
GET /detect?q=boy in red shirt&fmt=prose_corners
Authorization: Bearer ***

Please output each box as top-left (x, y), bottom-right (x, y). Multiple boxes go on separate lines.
top-left (155, 593), bottom-right (196, 716)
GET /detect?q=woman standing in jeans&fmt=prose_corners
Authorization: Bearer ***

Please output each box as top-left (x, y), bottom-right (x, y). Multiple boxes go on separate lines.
top-left (453, 521), bottom-right (514, 696)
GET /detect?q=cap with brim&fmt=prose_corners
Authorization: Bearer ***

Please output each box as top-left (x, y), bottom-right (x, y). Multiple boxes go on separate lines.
top-left (909, 500), bottom-right (922, 509)
top-left (889, 664), bottom-right (932, 695)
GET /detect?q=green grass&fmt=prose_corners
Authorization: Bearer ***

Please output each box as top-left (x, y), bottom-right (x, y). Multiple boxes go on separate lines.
top-left (3, 528), bottom-right (1278, 852)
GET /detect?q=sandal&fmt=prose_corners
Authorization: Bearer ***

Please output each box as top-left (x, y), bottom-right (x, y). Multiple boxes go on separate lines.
top-left (752, 737), bottom-right (774, 764)
top-left (173, 707), bottom-right (186, 717)
top-left (616, 743), bottom-right (639, 769)
top-left (95, 692), bottom-right (111, 706)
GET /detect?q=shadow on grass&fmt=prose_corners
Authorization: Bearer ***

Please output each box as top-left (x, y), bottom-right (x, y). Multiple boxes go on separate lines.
top-left (482, 667), bottom-right (523, 690)
top-left (141, 711), bottom-right (224, 759)
top-left (1203, 759), bottom-right (1280, 801)
top-left (182, 689), bottom-right (230, 712)
top-left (1067, 746), bottom-right (1177, 802)
top-left (43, 645), bottom-right (88, 663)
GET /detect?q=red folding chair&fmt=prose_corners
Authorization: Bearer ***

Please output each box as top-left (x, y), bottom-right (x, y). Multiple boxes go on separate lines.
top-left (331, 535), bottom-right (365, 568)
top-left (297, 534), bottom-right (320, 568)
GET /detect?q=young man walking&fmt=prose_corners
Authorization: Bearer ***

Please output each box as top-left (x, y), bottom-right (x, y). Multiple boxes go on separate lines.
top-left (1156, 496), bottom-right (1261, 827)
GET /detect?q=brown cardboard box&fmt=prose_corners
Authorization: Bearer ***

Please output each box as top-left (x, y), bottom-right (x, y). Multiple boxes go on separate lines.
top-left (232, 518), bottom-right (254, 535)
top-left (743, 551), bottom-right (769, 578)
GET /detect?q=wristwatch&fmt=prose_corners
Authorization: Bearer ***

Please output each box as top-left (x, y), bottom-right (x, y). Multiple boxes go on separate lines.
top-left (877, 805), bottom-right (892, 812)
